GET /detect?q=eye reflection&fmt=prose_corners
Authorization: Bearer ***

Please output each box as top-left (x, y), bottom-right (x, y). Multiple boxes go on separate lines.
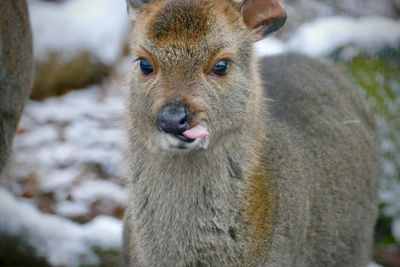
top-left (139, 58), bottom-right (154, 75)
top-left (212, 60), bottom-right (230, 76)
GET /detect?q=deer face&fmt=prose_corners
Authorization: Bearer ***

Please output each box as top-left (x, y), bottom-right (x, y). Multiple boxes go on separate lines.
top-left (126, 0), bottom-right (286, 152)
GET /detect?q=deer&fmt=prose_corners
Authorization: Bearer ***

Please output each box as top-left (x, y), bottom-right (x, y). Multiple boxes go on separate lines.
top-left (123, 0), bottom-right (380, 266)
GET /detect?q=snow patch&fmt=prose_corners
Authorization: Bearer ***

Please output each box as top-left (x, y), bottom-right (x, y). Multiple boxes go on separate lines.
top-left (0, 187), bottom-right (122, 267)
top-left (10, 85), bottom-right (127, 185)
top-left (71, 180), bottom-right (128, 207)
top-left (55, 200), bottom-right (90, 218)
top-left (6, 85), bottom-right (128, 223)
top-left (368, 262), bottom-right (383, 267)
top-left (14, 125), bottom-right (59, 148)
top-left (39, 168), bottom-right (80, 192)
top-left (393, 218), bottom-right (400, 244)
top-left (254, 37), bottom-right (287, 57)
top-left (28, 0), bottom-right (130, 64)
top-left (255, 16), bottom-right (400, 58)
top-left (287, 16), bottom-right (400, 57)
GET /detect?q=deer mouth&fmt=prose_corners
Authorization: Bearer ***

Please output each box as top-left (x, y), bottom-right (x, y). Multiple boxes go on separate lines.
top-left (175, 134), bottom-right (195, 143)
top-left (181, 124), bottom-right (209, 141)
top-left (160, 122), bottom-right (210, 151)
top-left (163, 124), bottom-right (209, 143)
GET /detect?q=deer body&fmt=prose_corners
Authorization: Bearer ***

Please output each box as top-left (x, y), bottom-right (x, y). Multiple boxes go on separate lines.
top-left (123, 1), bottom-right (379, 266)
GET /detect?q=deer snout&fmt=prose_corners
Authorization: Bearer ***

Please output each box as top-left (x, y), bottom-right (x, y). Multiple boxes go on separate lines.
top-left (157, 104), bottom-right (190, 136)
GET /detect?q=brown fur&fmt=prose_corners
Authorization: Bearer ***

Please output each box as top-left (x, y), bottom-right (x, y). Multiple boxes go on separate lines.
top-left (243, 157), bottom-right (275, 262)
top-left (123, 0), bottom-right (379, 266)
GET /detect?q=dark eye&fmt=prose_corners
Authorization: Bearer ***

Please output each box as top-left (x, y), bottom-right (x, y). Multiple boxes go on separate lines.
top-left (212, 60), bottom-right (230, 76)
top-left (139, 58), bottom-right (154, 75)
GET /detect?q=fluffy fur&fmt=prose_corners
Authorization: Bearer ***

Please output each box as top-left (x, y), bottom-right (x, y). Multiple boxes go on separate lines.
top-left (123, 0), bottom-right (379, 266)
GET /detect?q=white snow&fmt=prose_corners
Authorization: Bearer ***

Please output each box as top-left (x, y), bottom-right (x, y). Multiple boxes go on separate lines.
top-left (288, 0), bottom-right (397, 18)
top-left (287, 16), bottom-right (400, 57)
top-left (394, 218), bottom-right (400, 244)
top-left (55, 200), bottom-right (90, 218)
top-left (0, 186), bottom-right (122, 267)
top-left (22, 86), bottom-right (125, 125)
top-left (39, 168), bottom-right (80, 193)
top-left (5, 83), bottom-right (129, 225)
top-left (10, 85), bottom-right (127, 186)
top-left (71, 180), bottom-right (128, 207)
top-left (368, 262), bottom-right (383, 267)
top-left (254, 37), bottom-right (287, 57)
top-left (380, 176), bottom-right (400, 217)
top-left (28, 0), bottom-right (131, 64)
top-left (15, 125), bottom-right (59, 148)
top-left (255, 16), bottom-right (400, 58)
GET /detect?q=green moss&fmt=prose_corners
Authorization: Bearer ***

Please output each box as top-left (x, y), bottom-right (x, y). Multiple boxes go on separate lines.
top-left (345, 54), bottom-right (400, 247)
top-left (348, 56), bottom-right (400, 116)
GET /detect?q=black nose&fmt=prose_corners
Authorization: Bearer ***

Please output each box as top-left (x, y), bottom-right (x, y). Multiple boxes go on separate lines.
top-left (157, 104), bottom-right (189, 135)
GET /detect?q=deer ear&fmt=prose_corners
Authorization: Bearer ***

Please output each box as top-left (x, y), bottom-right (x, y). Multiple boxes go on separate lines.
top-left (240, 0), bottom-right (287, 42)
top-left (126, 0), bottom-right (152, 20)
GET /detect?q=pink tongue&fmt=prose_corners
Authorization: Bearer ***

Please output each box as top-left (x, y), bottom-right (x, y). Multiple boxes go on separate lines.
top-left (182, 125), bottom-right (209, 140)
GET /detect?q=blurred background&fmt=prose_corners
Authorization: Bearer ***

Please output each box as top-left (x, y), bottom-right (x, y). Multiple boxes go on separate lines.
top-left (0, 0), bottom-right (399, 266)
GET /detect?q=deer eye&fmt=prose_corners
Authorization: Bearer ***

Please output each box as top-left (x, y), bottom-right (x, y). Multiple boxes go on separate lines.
top-left (139, 58), bottom-right (154, 75)
top-left (212, 60), bottom-right (230, 76)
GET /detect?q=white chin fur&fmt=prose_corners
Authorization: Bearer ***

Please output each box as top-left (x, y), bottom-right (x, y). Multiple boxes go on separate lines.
top-left (158, 132), bottom-right (210, 152)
